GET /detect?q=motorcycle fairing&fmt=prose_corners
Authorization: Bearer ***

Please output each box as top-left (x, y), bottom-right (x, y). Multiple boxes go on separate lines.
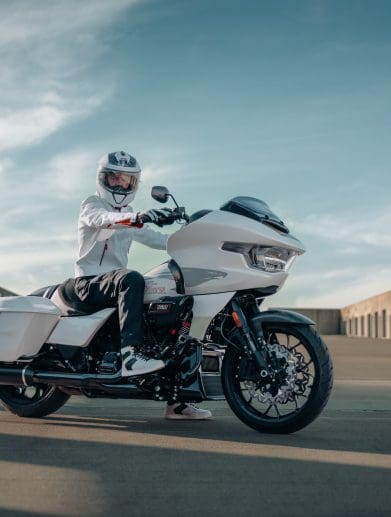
top-left (167, 209), bottom-right (305, 295)
top-left (190, 292), bottom-right (235, 340)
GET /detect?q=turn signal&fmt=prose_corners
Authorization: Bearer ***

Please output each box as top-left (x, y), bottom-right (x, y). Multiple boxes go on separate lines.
top-left (232, 312), bottom-right (243, 328)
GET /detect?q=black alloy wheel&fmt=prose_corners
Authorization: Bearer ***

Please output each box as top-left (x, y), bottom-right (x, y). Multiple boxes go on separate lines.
top-left (0, 384), bottom-right (70, 418)
top-left (222, 323), bottom-right (333, 434)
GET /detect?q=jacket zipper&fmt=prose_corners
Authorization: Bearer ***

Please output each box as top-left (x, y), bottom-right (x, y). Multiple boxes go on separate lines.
top-left (99, 239), bottom-right (108, 266)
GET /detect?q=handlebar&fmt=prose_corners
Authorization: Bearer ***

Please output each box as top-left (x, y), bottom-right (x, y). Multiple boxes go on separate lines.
top-left (140, 207), bottom-right (189, 228)
top-left (171, 206), bottom-right (189, 223)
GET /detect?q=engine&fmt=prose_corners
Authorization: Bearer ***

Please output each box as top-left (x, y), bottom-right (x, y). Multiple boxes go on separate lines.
top-left (140, 295), bottom-right (194, 358)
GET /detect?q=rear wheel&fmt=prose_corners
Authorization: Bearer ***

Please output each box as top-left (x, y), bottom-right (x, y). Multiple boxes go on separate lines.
top-left (222, 324), bottom-right (333, 434)
top-left (0, 384), bottom-right (70, 418)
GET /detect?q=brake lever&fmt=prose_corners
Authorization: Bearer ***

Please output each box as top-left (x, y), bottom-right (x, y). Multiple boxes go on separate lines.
top-left (173, 206), bottom-right (189, 222)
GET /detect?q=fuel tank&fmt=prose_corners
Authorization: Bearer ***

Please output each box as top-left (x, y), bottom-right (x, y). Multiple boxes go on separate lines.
top-left (143, 262), bottom-right (179, 303)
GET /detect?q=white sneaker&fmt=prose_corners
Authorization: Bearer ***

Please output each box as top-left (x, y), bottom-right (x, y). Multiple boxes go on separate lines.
top-left (121, 346), bottom-right (165, 377)
top-left (164, 403), bottom-right (212, 420)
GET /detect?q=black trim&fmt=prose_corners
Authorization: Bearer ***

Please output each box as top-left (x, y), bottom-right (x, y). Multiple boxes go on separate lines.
top-left (0, 366), bottom-right (206, 402)
top-left (237, 286), bottom-right (279, 297)
top-left (220, 196), bottom-right (289, 234)
top-left (168, 259), bottom-right (185, 294)
top-left (189, 209), bottom-right (212, 223)
top-left (177, 372), bottom-right (206, 402)
top-left (250, 310), bottom-right (315, 334)
top-left (173, 403), bottom-right (188, 414)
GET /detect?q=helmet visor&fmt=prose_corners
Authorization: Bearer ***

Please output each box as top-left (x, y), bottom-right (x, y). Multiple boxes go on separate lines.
top-left (99, 170), bottom-right (139, 194)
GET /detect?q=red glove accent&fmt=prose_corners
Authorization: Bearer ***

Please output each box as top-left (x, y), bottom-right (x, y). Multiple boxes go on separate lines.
top-left (116, 218), bottom-right (144, 228)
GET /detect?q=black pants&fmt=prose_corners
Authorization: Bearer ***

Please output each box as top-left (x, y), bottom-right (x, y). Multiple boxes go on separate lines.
top-left (74, 269), bottom-right (145, 350)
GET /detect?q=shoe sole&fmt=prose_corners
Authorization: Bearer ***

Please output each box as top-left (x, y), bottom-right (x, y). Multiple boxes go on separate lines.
top-left (165, 414), bottom-right (212, 420)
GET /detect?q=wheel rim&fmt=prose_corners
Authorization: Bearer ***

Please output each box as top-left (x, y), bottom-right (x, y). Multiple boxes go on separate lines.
top-left (0, 385), bottom-right (53, 406)
top-left (234, 329), bottom-right (318, 421)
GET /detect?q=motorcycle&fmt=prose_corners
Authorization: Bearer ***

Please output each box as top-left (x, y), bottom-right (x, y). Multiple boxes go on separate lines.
top-left (0, 187), bottom-right (333, 434)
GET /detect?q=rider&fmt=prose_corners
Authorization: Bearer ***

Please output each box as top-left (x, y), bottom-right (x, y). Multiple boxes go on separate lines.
top-left (74, 151), bottom-right (212, 420)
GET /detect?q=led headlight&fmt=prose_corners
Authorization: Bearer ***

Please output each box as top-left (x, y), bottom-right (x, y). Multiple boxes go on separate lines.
top-left (249, 246), bottom-right (297, 272)
top-left (222, 242), bottom-right (299, 273)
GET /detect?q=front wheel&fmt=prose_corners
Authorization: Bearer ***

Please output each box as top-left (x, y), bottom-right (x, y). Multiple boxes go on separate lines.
top-left (0, 384), bottom-right (70, 418)
top-left (222, 324), bottom-right (333, 434)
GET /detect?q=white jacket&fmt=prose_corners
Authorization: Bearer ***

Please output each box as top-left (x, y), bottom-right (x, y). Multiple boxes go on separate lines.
top-left (75, 195), bottom-right (168, 278)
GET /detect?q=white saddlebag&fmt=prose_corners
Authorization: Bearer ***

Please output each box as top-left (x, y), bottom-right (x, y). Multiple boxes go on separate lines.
top-left (0, 296), bottom-right (61, 362)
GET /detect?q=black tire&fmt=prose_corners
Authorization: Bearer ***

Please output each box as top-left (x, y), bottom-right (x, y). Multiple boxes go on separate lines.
top-left (0, 384), bottom-right (70, 418)
top-left (222, 324), bottom-right (333, 434)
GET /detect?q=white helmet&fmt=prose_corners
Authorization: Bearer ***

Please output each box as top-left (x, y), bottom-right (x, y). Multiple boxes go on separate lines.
top-left (96, 151), bottom-right (141, 207)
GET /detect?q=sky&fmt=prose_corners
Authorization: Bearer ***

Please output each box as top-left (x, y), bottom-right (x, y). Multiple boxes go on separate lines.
top-left (0, 0), bottom-right (390, 308)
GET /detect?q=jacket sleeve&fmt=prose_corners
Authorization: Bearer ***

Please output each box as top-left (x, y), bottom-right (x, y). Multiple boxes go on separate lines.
top-left (79, 196), bottom-right (139, 228)
top-left (131, 225), bottom-right (168, 250)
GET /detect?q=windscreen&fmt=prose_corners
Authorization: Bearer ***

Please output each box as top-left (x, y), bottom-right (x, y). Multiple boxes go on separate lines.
top-left (220, 196), bottom-right (289, 234)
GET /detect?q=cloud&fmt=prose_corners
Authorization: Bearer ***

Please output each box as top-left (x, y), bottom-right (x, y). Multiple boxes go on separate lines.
top-left (290, 211), bottom-right (391, 248)
top-left (0, 230), bottom-right (78, 294)
top-left (0, 0), bottom-right (139, 153)
top-left (0, 106), bottom-right (68, 152)
top-left (274, 262), bottom-right (391, 309)
top-left (44, 148), bottom-right (100, 200)
top-left (0, 1), bottom-right (140, 47)
top-left (293, 267), bottom-right (391, 308)
top-left (141, 165), bottom-right (173, 183)
top-left (0, 158), bottom-right (13, 176)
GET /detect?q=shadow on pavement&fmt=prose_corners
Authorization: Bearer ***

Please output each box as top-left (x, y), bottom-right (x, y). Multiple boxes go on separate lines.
top-left (1, 404), bottom-right (390, 456)
top-left (0, 430), bottom-right (390, 517)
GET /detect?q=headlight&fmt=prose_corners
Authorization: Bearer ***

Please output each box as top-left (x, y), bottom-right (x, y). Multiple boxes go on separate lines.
top-left (249, 246), bottom-right (297, 272)
top-left (222, 243), bottom-right (299, 273)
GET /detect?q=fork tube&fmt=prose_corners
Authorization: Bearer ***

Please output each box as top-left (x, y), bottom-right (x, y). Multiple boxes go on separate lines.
top-left (231, 300), bottom-right (269, 376)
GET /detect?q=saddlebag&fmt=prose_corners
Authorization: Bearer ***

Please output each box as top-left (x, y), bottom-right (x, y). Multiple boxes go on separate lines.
top-left (0, 296), bottom-right (61, 362)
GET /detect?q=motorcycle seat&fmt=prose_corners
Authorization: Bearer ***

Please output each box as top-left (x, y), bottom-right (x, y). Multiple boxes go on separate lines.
top-left (51, 278), bottom-right (101, 317)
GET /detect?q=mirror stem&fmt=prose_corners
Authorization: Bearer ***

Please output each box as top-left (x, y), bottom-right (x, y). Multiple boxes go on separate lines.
top-left (168, 194), bottom-right (180, 209)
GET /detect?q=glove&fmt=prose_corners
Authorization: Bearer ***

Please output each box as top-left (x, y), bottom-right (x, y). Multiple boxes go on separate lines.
top-left (138, 208), bottom-right (174, 227)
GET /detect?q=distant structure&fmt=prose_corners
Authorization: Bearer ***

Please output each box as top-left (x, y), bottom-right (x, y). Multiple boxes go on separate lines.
top-left (0, 286), bottom-right (18, 297)
top-left (271, 307), bottom-right (342, 335)
top-left (272, 290), bottom-right (391, 339)
top-left (341, 290), bottom-right (391, 339)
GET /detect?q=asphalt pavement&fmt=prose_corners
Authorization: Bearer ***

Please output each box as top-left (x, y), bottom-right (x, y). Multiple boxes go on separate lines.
top-left (0, 335), bottom-right (390, 517)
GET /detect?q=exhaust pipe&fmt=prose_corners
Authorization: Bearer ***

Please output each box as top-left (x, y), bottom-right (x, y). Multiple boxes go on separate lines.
top-left (0, 365), bottom-right (146, 397)
top-left (0, 365), bottom-right (207, 402)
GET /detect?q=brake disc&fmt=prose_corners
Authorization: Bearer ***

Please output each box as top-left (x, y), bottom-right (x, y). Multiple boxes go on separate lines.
top-left (243, 343), bottom-right (297, 405)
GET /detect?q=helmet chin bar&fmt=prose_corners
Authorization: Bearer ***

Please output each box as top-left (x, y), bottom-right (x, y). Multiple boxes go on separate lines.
top-left (112, 192), bottom-right (129, 206)
top-left (96, 181), bottom-right (136, 207)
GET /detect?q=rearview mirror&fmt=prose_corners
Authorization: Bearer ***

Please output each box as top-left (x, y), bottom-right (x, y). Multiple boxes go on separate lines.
top-left (151, 186), bottom-right (169, 203)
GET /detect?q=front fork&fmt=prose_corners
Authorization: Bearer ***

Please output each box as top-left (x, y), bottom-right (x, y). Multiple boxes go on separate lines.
top-left (230, 300), bottom-right (270, 378)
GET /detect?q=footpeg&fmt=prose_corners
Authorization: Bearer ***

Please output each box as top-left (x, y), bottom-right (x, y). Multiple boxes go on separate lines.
top-left (98, 352), bottom-right (119, 374)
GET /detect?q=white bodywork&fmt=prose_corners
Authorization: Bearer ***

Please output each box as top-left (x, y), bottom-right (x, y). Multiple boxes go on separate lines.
top-left (143, 263), bottom-right (177, 303)
top-left (0, 201), bottom-right (305, 360)
top-left (47, 308), bottom-right (115, 347)
top-left (190, 292), bottom-right (235, 339)
top-left (144, 264), bottom-right (234, 338)
top-left (0, 297), bottom-right (61, 361)
top-left (168, 210), bottom-right (303, 295)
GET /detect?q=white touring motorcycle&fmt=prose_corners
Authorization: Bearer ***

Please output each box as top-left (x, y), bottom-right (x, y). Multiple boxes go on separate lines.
top-left (0, 188), bottom-right (333, 434)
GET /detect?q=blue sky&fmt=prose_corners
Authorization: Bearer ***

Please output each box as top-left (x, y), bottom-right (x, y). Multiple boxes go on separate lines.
top-left (0, 0), bottom-right (390, 307)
